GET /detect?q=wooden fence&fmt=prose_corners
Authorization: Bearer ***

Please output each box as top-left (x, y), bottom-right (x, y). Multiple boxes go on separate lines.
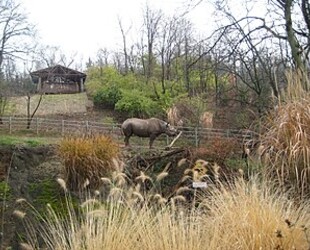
top-left (0, 117), bottom-right (256, 147)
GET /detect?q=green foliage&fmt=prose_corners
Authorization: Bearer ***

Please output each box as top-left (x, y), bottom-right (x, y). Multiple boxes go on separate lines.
top-left (28, 179), bottom-right (70, 215)
top-left (86, 65), bottom-right (192, 119)
top-left (234, 112), bottom-right (253, 129)
top-left (0, 181), bottom-right (11, 201)
top-left (101, 116), bottom-right (117, 124)
top-left (0, 135), bottom-right (45, 146)
top-left (25, 139), bottom-right (41, 147)
top-left (87, 67), bottom-right (143, 92)
top-left (86, 66), bottom-right (119, 83)
top-left (93, 85), bottom-right (122, 108)
top-left (165, 80), bottom-right (187, 96)
top-left (86, 66), bottom-right (123, 95)
top-left (157, 91), bottom-right (174, 112)
top-left (85, 65), bottom-right (189, 118)
top-left (115, 90), bottom-right (159, 118)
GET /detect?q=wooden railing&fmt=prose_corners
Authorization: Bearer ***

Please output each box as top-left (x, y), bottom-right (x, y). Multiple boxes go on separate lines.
top-left (0, 116), bottom-right (256, 147)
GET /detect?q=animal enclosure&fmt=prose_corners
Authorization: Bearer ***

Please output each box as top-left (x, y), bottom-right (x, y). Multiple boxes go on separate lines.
top-left (0, 117), bottom-right (255, 148)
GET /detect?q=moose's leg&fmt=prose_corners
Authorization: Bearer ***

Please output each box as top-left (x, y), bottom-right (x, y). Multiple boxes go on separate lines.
top-left (124, 136), bottom-right (130, 147)
top-left (149, 135), bottom-right (157, 149)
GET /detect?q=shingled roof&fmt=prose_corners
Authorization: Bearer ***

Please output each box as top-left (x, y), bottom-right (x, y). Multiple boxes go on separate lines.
top-left (30, 64), bottom-right (87, 83)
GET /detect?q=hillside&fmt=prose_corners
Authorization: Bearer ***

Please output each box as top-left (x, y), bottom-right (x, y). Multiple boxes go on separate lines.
top-left (4, 93), bottom-right (93, 117)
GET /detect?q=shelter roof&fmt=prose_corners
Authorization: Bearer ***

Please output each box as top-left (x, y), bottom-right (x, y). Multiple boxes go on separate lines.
top-left (30, 64), bottom-right (87, 82)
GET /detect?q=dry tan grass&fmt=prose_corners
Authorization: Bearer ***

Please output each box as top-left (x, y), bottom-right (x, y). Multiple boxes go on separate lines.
top-left (201, 177), bottom-right (310, 249)
top-left (18, 173), bottom-right (310, 250)
top-left (260, 70), bottom-right (310, 197)
top-left (5, 93), bottom-right (89, 116)
top-left (58, 135), bottom-right (120, 190)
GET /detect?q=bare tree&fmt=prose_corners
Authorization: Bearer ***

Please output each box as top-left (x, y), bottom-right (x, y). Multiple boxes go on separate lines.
top-left (7, 70), bottom-right (44, 129)
top-left (112, 51), bottom-right (123, 72)
top-left (94, 48), bottom-right (110, 76)
top-left (267, 0), bottom-right (310, 88)
top-left (182, 22), bottom-right (200, 95)
top-left (143, 4), bottom-right (163, 85)
top-left (24, 84), bottom-right (43, 129)
top-left (34, 45), bottom-right (76, 69)
top-left (118, 16), bottom-right (131, 74)
top-left (0, 0), bottom-right (35, 76)
top-left (158, 16), bottom-right (174, 94)
top-left (157, 15), bottom-right (190, 94)
top-left (0, 57), bottom-right (24, 123)
top-left (200, 0), bottom-right (310, 99)
top-left (127, 43), bottom-right (141, 73)
top-left (25, 92), bottom-right (43, 129)
top-left (0, 80), bottom-right (9, 123)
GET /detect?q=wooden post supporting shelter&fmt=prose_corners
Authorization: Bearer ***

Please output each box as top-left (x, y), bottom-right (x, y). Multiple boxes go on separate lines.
top-left (30, 65), bottom-right (87, 94)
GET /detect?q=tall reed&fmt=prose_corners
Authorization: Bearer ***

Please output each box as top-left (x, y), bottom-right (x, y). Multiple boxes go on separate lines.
top-left (260, 70), bottom-right (310, 197)
top-left (17, 173), bottom-right (310, 249)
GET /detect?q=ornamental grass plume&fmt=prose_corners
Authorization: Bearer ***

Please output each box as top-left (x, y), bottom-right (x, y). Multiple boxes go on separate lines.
top-left (156, 171), bottom-right (169, 182)
top-left (259, 70), bottom-right (310, 197)
top-left (58, 135), bottom-right (119, 190)
top-left (199, 176), bottom-right (310, 249)
top-left (21, 174), bottom-right (310, 250)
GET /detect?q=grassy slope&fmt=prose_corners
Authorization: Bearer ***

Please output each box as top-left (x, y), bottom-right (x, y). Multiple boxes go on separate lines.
top-left (4, 93), bottom-right (91, 116)
top-left (0, 135), bottom-right (60, 146)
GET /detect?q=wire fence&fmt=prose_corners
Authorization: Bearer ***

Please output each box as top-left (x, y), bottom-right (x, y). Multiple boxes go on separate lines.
top-left (0, 116), bottom-right (256, 147)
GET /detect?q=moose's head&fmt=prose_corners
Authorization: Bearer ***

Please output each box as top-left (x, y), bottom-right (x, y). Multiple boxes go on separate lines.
top-left (164, 122), bottom-right (178, 136)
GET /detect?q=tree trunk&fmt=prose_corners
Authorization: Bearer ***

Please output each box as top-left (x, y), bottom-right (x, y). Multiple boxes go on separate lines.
top-left (26, 94), bottom-right (43, 129)
top-left (160, 50), bottom-right (166, 94)
top-left (284, 1), bottom-right (304, 70)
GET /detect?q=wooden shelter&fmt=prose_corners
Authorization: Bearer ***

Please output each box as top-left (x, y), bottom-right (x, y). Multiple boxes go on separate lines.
top-left (30, 65), bottom-right (87, 94)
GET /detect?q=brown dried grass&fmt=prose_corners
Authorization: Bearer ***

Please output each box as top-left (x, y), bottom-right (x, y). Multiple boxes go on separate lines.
top-left (58, 135), bottom-right (120, 190)
top-left (260, 70), bottom-right (310, 197)
top-left (192, 137), bottom-right (240, 164)
top-left (21, 175), bottom-right (310, 250)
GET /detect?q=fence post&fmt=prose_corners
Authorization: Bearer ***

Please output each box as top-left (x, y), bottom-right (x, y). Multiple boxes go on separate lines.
top-left (61, 120), bottom-right (65, 136)
top-left (112, 125), bottom-right (118, 140)
top-left (195, 127), bottom-right (198, 147)
top-left (9, 117), bottom-right (12, 134)
top-left (86, 120), bottom-right (89, 135)
top-left (36, 118), bottom-right (39, 135)
top-left (226, 129), bottom-right (230, 138)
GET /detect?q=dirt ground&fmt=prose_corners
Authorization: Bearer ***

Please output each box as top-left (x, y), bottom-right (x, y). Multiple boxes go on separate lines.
top-left (0, 144), bottom-right (193, 249)
top-left (0, 145), bottom-right (63, 249)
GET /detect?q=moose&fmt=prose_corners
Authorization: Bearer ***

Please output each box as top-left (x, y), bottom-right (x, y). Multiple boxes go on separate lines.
top-left (121, 118), bottom-right (178, 148)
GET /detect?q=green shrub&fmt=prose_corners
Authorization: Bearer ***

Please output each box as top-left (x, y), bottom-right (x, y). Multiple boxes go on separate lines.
top-left (28, 179), bottom-right (74, 215)
top-left (93, 85), bottom-right (122, 108)
top-left (86, 66), bottom-right (122, 93)
top-left (115, 90), bottom-right (158, 118)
